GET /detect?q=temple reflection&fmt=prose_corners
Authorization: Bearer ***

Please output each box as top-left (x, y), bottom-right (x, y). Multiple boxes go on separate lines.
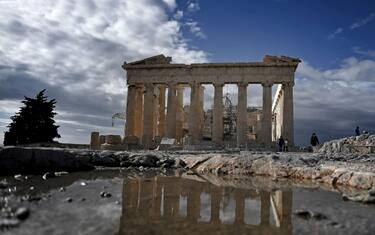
top-left (119, 176), bottom-right (292, 235)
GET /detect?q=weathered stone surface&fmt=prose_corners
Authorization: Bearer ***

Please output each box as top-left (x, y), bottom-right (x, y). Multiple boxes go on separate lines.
top-left (181, 152), bottom-right (375, 192)
top-left (319, 134), bottom-right (375, 155)
top-left (0, 148), bottom-right (94, 175)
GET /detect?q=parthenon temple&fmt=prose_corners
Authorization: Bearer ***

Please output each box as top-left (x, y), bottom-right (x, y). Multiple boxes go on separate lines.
top-left (123, 54), bottom-right (300, 149)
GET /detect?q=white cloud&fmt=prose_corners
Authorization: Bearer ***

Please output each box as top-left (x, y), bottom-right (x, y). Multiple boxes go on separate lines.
top-left (328, 27), bottom-right (343, 40)
top-left (0, 0), bottom-right (208, 144)
top-left (162, 0), bottom-right (177, 10)
top-left (186, 21), bottom-right (206, 39)
top-left (174, 10), bottom-right (184, 20)
top-left (187, 0), bottom-right (200, 12)
top-left (350, 12), bottom-right (375, 29)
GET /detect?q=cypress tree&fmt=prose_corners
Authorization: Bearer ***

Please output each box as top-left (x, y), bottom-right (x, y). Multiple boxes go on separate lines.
top-left (3, 89), bottom-right (60, 145)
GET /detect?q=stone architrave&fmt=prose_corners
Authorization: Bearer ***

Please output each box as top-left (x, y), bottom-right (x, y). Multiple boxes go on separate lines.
top-left (212, 83), bottom-right (224, 145)
top-left (282, 82), bottom-right (294, 145)
top-left (262, 82), bottom-right (273, 146)
top-left (237, 82), bottom-right (248, 147)
top-left (142, 83), bottom-right (155, 149)
top-left (166, 83), bottom-right (177, 138)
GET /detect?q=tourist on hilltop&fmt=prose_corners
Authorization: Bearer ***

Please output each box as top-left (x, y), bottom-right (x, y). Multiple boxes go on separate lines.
top-left (355, 126), bottom-right (360, 136)
top-left (284, 138), bottom-right (289, 152)
top-left (278, 136), bottom-right (285, 152)
top-left (310, 133), bottom-right (320, 151)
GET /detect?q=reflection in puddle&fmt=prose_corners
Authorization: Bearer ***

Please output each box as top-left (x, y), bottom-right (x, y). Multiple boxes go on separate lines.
top-left (119, 176), bottom-right (292, 235)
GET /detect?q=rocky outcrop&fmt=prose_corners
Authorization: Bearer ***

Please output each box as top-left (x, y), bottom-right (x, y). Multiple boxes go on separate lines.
top-left (0, 148), bottom-right (94, 175)
top-left (319, 134), bottom-right (375, 155)
top-left (181, 152), bottom-right (375, 191)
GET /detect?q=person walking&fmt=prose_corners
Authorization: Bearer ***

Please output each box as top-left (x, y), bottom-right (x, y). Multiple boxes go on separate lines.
top-left (278, 136), bottom-right (285, 152)
top-left (355, 126), bottom-right (360, 136)
top-left (310, 133), bottom-right (320, 152)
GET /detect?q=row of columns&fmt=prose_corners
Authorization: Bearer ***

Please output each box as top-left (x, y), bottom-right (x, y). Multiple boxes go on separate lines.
top-left (121, 177), bottom-right (293, 231)
top-left (125, 82), bottom-right (294, 148)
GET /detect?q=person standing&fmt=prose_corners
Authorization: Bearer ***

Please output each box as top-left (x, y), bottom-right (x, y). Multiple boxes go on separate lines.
top-left (355, 126), bottom-right (360, 136)
top-left (310, 133), bottom-right (320, 152)
top-left (278, 136), bottom-right (285, 152)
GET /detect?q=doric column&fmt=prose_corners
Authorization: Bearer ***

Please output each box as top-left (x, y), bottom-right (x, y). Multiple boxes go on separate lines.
top-left (262, 82), bottom-right (273, 146)
top-left (166, 83), bottom-right (177, 138)
top-left (134, 86), bottom-right (144, 139)
top-left (142, 83), bottom-right (155, 149)
top-left (153, 87), bottom-right (159, 137)
top-left (282, 82), bottom-right (294, 146)
top-left (212, 83), bottom-right (224, 146)
top-left (158, 85), bottom-right (166, 137)
top-left (237, 83), bottom-right (248, 147)
top-left (198, 86), bottom-right (205, 138)
top-left (189, 82), bottom-right (200, 144)
top-left (125, 84), bottom-right (137, 136)
top-left (175, 86), bottom-right (184, 140)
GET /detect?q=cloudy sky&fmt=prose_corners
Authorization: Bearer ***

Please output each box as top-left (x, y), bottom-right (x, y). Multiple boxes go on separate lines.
top-left (0, 0), bottom-right (374, 146)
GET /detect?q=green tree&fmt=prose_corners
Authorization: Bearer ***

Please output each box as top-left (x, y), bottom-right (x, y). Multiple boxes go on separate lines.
top-left (3, 89), bottom-right (60, 145)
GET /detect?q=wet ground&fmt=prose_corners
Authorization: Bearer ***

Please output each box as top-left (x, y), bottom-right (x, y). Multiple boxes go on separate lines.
top-left (1, 169), bottom-right (375, 235)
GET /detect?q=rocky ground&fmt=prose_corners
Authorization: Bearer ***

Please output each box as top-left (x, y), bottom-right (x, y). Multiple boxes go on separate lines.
top-left (1, 136), bottom-right (375, 204)
top-left (1, 134), bottom-right (375, 234)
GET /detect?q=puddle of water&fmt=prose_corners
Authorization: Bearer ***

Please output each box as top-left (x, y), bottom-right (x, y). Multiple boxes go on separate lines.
top-left (121, 176), bottom-right (293, 235)
top-left (2, 170), bottom-right (375, 235)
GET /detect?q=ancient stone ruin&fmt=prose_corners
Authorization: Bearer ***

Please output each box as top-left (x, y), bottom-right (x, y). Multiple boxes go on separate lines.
top-left (120, 54), bottom-right (300, 150)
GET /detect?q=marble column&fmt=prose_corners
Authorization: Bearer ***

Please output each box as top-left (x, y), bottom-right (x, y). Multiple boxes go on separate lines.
top-left (176, 86), bottom-right (184, 140)
top-left (153, 87), bottom-right (159, 137)
top-left (142, 83), bottom-right (155, 149)
top-left (282, 82), bottom-right (294, 146)
top-left (189, 83), bottom-right (200, 144)
top-left (166, 83), bottom-right (177, 138)
top-left (158, 86), bottom-right (166, 137)
top-left (262, 82), bottom-right (272, 146)
top-left (212, 83), bottom-right (224, 146)
top-left (125, 84), bottom-right (137, 137)
top-left (237, 83), bottom-right (248, 147)
top-left (198, 86), bottom-right (205, 138)
top-left (134, 86), bottom-right (144, 139)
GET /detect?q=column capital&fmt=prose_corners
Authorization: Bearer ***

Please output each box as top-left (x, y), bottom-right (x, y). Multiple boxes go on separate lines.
top-left (282, 81), bottom-right (295, 87)
top-left (237, 82), bottom-right (248, 88)
top-left (144, 83), bottom-right (154, 89)
top-left (262, 81), bottom-right (273, 87)
top-left (189, 81), bottom-right (200, 88)
top-left (213, 82), bottom-right (224, 88)
top-left (167, 82), bottom-right (177, 89)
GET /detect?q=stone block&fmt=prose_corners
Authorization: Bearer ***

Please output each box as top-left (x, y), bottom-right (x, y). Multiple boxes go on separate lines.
top-left (90, 132), bottom-right (100, 150)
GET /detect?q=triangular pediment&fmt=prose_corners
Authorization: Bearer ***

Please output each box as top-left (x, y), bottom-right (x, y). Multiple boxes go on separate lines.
top-left (128, 54), bottom-right (172, 65)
